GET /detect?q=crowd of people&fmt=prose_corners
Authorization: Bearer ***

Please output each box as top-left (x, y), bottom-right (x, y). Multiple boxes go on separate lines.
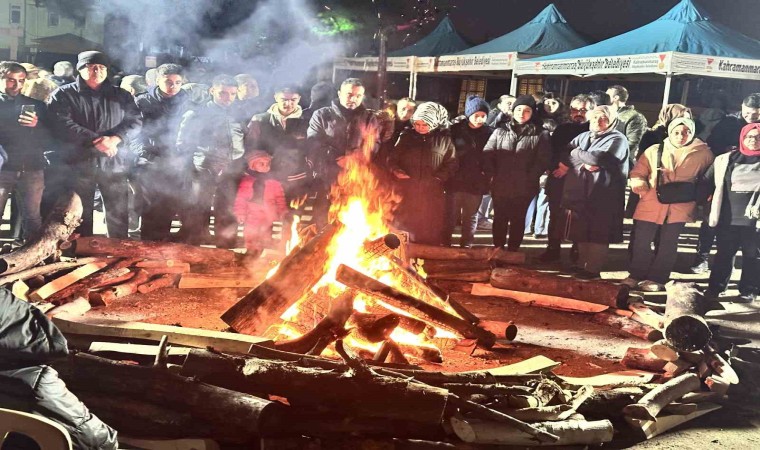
top-left (1, 50), bottom-right (759, 301)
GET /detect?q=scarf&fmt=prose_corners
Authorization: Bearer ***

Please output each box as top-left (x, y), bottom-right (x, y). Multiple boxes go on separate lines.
top-left (588, 105), bottom-right (613, 139)
top-left (411, 102), bottom-right (449, 131)
top-left (740, 123), bottom-right (760, 157)
top-left (654, 104), bottom-right (691, 129)
top-left (666, 117), bottom-right (696, 149)
top-left (268, 103), bottom-right (303, 129)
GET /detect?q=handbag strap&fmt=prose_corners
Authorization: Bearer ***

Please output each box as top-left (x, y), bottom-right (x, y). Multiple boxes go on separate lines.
top-left (656, 142), bottom-right (664, 188)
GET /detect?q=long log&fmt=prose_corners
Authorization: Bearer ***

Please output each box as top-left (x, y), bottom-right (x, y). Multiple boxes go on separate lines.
top-left (621, 348), bottom-right (667, 372)
top-left (72, 236), bottom-right (239, 268)
top-left (352, 312), bottom-right (401, 342)
top-left (591, 312), bottom-right (663, 342)
top-left (180, 349), bottom-right (449, 425)
top-left (407, 244), bottom-right (525, 265)
top-left (274, 290), bottom-right (355, 355)
top-left (427, 270), bottom-right (491, 283)
top-left (178, 273), bottom-right (259, 289)
top-left (336, 264), bottom-right (496, 348)
top-left (0, 191), bottom-right (82, 276)
top-left (663, 282), bottom-right (712, 352)
top-left (490, 267), bottom-right (629, 308)
top-left (420, 259), bottom-right (491, 274)
top-left (0, 257), bottom-right (103, 286)
top-left (622, 373), bottom-right (701, 420)
top-left (222, 223), bottom-right (340, 335)
top-left (450, 416), bottom-right (613, 446)
top-left (53, 352), bottom-right (279, 443)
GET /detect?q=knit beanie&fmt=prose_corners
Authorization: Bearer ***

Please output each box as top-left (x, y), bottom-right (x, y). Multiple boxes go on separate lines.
top-left (245, 150), bottom-right (272, 164)
top-left (464, 95), bottom-right (490, 118)
top-left (76, 51), bottom-right (109, 71)
top-left (511, 95), bottom-right (536, 112)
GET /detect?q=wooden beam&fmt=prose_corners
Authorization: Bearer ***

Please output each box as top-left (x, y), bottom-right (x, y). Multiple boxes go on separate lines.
top-left (470, 283), bottom-right (608, 313)
top-left (27, 261), bottom-right (108, 302)
top-left (625, 403), bottom-right (721, 439)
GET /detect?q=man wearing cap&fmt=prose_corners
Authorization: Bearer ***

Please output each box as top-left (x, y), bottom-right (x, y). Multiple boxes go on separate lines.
top-left (47, 50), bottom-right (142, 238)
top-left (0, 62), bottom-right (52, 243)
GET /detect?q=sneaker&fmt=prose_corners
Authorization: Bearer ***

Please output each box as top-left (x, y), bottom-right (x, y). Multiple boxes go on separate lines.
top-left (575, 270), bottom-right (601, 280)
top-left (636, 280), bottom-right (665, 292)
top-left (620, 277), bottom-right (640, 288)
top-left (735, 292), bottom-right (756, 303)
top-left (538, 249), bottom-right (561, 263)
top-left (477, 220), bottom-right (493, 230)
top-left (690, 257), bottom-right (710, 274)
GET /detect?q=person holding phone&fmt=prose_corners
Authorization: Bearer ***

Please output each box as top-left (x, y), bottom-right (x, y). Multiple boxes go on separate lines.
top-left (0, 61), bottom-right (51, 242)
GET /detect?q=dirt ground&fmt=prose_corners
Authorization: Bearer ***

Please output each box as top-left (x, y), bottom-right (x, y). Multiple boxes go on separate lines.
top-left (10, 208), bottom-right (758, 448)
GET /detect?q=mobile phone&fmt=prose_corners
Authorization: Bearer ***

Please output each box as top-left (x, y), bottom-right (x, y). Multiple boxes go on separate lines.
top-left (20, 104), bottom-right (35, 115)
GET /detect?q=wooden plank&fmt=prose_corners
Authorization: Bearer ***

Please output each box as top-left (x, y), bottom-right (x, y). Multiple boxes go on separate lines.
top-left (28, 261), bottom-right (108, 302)
top-left (471, 283), bottom-right (608, 313)
top-left (88, 342), bottom-right (191, 357)
top-left (625, 403), bottom-right (721, 439)
top-left (464, 355), bottom-right (561, 376)
top-left (178, 273), bottom-right (260, 289)
top-left (52, 317), bottom-right (272, 354)
top-left (118, 438), bottom-right (220, 450)
top-left (11, 280), bottom-right (30, 301)
top-left (559, 371), bottom-right (656, 388)
top-left (629, 302), bottom-right (664, 330)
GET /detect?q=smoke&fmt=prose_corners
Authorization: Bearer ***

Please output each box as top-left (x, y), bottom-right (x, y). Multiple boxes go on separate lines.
top-left (95, 0), bottom-right (345, 94)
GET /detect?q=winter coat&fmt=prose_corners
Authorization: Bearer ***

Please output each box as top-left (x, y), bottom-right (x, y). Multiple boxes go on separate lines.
top-left (546, 122), bottom-right (589, 198)
top-left (482, 121), bottom-right (551, 199)
top-left (0, 288), bottom-right (118, 450)
top-left (446, 121), bottom-right (493, 195)
top-left (706, 151), bottom-right (760, 228)
top-left (177, 101), bottom-right (246, 175)
top-left (134, 86), bottom-right (191, 165)
top-left (47, 77), bottom-right (142, 174)
top-left (562, 130), bottom-right (629, 244)
top-left (486, 109), bottom-right (509, 128)
top-left (306, 100), bottom-right (379, 186)
top-left (630, 139), bottom-right (714, 225)
top-left (246, 108), bottom-right (312, 198)
top-left (390, 128), bottom-right (457, 245)
top-left (0, 93), bottom-right (50, 171)
top-left (614, 105), bottom-right (648, 159)
top-left (638, 126), bottom-right (667, 160)
top-left (233, 171), bottom-right (287, 225)
top-left (706, 113), bottom-right (745, 156)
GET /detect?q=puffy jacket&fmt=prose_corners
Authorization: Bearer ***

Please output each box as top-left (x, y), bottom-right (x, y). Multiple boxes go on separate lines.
top-left (0, 93), bottom-right (50, 171)
top-left (446, 121), bottom-right (493, 195)
top-left (706, 114), bottom-right (745, 156)
top-left (47, 77), bottom-right (142, 174)
top-left (0, 288), bottom-right (118, 450)
top-left (233, 172), bottom-right (287, 224)
top-left (389, 128), bottom-right (458, 182)
top-left (614, 105), bottom-right (648, 159)
top-left (630, 139), bottom-right (714, 225)
top-left (177, 101), bottom-right (246, 174)
top-left (483, 121), bottom-right (551, 198)
top-left (134, 86), bottom-right (191, 164)
top-left (306, 100), bottom-right (379, 184)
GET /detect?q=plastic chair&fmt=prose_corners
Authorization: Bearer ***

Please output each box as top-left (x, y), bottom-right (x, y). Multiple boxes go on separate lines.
top-left (0, 407), bottom-right (72, 450)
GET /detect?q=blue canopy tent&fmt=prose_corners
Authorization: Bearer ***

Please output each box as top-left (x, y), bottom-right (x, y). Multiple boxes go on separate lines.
top-left (389, 16), bottom-right (470, 57)
top-left (514, 0), bottom-right (760, 107)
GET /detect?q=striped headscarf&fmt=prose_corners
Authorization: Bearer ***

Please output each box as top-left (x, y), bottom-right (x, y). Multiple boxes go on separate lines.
top-left (411, 102), bottom-right (449, 131)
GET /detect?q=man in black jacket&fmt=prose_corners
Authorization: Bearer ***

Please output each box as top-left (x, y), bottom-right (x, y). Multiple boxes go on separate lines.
top-left (306, 78), bottom-right (379, 228)
top-left (47, 50), bottom-right (142, 238)
top-left (539, 93), bottom-right (596, 263)
top-left (0, 62), bottom-right (51, 242)
top-left (0, 288), bottom-right (118, 449)
top-left (177, 74), bottom-right (246, 247)
top-left (134, 63), bottom-right (190, 241)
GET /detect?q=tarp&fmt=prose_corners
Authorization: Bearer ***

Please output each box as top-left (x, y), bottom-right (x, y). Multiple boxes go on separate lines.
top-left (389, 16), bottom-right (470, 57)
top-left (457, 4), bottom-right (590, 56)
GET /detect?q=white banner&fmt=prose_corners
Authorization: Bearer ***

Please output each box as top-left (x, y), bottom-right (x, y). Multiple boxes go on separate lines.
top-left (333, 56), bottom-right (436, 73)
top-left (515, 53), bottom-right (672, 76)
top-left (672, 52), bottom-right (760, 81)
top-left (433, 52), bottom-right (516, 73)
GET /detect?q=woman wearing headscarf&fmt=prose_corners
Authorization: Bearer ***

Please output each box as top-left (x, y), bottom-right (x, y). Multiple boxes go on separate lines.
top-left (483, 95), bottom-right (551, 252)
top-left (561, 106), bottom-right (629, 279)
top-left (623, 118), bottom-right (714, 291)
top-left (390, 102), bottom-right (458, 245)
top-left (704, 123), bottom-right (760, 303)
top-left (637, 104), bottom-right (694, 160)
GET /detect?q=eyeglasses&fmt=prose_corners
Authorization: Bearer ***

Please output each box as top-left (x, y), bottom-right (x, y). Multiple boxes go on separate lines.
top-left (570, 108), bottom-right (589, 114)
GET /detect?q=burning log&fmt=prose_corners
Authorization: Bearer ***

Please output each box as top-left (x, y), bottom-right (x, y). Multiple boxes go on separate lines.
top-left (450, 416), bottom-right (613, 446)
top-left (397, 343), bottom-right (443, 363)
top-left (623, 373), bottom-right (702, 420)
top-left (591, 312), bottom-right (663, 342)
top-left (138, 273), bottom-right (180, 294)
top-left (352, 312), bottom-right (401, 342)
top-left (406, 244), bottom-right (525, 265)
top-left (0, 256), bottom-right (103, 286)
top-left (335, 265), bottom-right (496, 348)
top-left (89, 269), bottom-right (151, 306)
top-left (621, 348), bottom-right (667, 372)
top-left (180, 348), bottom-right (449, 425)
top-left (72, 236), bottom-right (239, 268)
top-left (0, 191), bottom-right (82, 276)
top-left (55, 352), bottom-right (280, 445)
top-left (46, 258), bottom-right (142, 306)
top-left (490, 267), bottom-right (629, 309)
top-left (663, 282), bottom-right (712, 352)
top-left (222, 223), bottom-right (341, 335)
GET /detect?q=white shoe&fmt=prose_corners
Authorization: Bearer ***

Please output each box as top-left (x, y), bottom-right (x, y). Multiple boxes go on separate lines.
top-left (636, 280), bottom-right (665, 292)
top-left (619, 277), bottom-right (640, 288)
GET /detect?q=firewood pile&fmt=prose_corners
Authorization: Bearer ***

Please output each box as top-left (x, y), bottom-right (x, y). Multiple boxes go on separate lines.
top-left (0, 193), bottom-right (758, 447)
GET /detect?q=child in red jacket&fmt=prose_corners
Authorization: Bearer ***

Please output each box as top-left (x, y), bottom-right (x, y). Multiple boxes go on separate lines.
top-left (233, 150), bottom-right (288, 257)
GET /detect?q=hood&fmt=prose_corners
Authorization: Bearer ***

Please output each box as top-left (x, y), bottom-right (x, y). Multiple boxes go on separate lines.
top-left (0, 288), bottom-right (68, 365)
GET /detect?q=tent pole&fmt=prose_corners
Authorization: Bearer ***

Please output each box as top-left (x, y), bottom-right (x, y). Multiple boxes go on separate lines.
top-left (509, 70), bottom-right (518, 96)
top-left (332, 65), bottom-right (337, 84)
top-left (411, 71), bottom-right (418, 100)
top-left (680, 79), bottom-right (690, 105)
top-left (408, 56), bottom-right (416, 99)
top-left (563, 78), bottom-right (572, 102)
top-left (662, 72), bottom-right (673, 109)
